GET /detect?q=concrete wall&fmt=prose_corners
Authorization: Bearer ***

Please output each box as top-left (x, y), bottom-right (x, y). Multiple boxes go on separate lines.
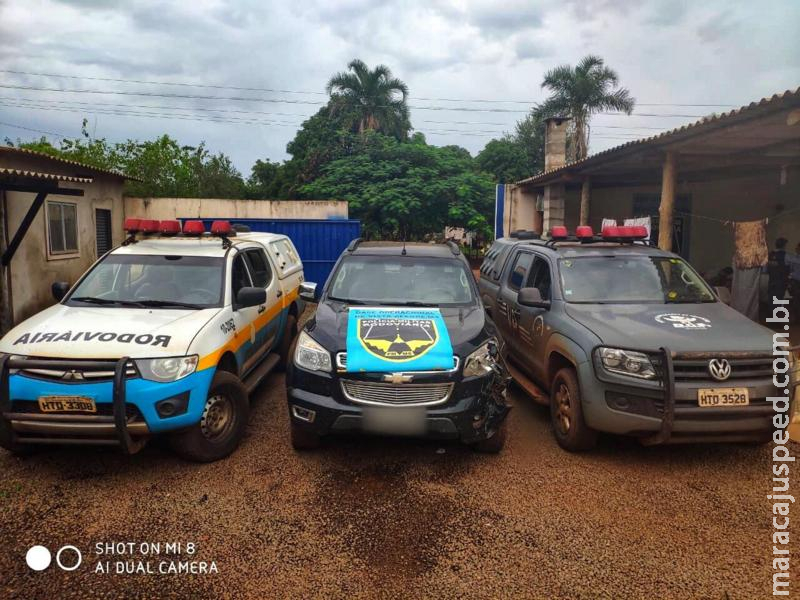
top-left (124, 197), bottom-right (348, 221)
top-left (3, 175), bottom-right (124, 327)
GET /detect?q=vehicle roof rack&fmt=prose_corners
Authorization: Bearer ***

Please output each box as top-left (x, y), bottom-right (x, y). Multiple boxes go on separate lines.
top-left (445, 240), bottom-right (461, 255)
top-left (231, 223), bottom-right (251, 233)
top-left (346, 237), bottom-right (363, 252)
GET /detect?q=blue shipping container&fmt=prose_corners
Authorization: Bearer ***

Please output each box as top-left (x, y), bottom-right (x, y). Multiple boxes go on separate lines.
top-left (182, 218), bottom-right (361, 287)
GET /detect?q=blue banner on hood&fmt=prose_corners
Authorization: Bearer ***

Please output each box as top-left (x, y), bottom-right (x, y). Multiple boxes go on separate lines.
top-left (345, 308), bottom-right (453, 373)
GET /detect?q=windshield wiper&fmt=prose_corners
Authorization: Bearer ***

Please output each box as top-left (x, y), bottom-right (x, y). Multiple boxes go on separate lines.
top-left (135, 300), bottom-right (204, 309)
top-left (328, 296), bottom-right (368, 305)
top-left (71, 296), bottom-right (144, 307)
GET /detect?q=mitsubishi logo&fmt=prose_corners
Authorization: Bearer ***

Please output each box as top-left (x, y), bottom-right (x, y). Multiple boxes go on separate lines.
top-left (62, 370), bottom-right (84, 381)
top-left (383, 373), bottom-right (413, 384)
top-left (708, 359), bottom-right (732, 381)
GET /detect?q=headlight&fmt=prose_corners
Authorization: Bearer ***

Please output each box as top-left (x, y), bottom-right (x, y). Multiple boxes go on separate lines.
top-left (597, 347), bottom-right (656, 380)
top-left (463, 339), bottom-right (498, 378)
top-left (135, 355), bottom-right (198, 382)
top-left (294, 331), bottom-right (331, 373)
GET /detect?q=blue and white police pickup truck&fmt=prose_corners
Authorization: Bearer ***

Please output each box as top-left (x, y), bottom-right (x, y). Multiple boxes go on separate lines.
top-left (0, 218), bottom-right (304, 462)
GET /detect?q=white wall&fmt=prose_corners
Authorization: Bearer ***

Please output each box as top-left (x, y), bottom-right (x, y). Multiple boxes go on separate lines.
top-left (124, 197), bottom-right (348, 221)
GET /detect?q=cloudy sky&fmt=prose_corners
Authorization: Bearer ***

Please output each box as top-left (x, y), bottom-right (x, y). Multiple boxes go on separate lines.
top-left (0, 0), bottom-right (798, 174)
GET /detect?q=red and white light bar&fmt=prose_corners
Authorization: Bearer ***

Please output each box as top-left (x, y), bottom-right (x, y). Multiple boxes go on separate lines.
top-left (124, 218), bottom-right (235, 238)
top-left (547, 225), bottom-right (648, 242)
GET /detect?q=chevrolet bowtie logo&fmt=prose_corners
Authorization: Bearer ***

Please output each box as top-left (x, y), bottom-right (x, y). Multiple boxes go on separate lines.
top-left (383, 373), bottom-right (413, 384)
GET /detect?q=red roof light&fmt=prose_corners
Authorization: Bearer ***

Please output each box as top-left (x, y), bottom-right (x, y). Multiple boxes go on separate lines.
top-left (123, 218), bottom-right (141, 233)
top-left (210, 220), bottom-right (232, 235)
top-left (550, 226), bottom-right (568, 239)
top-left (601, 225), bottom-right (621, 238)
top-left (160, 220), bottom-right (181, 235)
top-left (576, 225), bottom-right (593, 238)
top-left (183, 220), bottom-right (206, 235)
top-left (140, 219), bottom-right (160, 234)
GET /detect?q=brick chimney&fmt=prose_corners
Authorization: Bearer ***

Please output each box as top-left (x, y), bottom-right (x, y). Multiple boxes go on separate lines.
top-left (544, 117), bottom-right (570, 171)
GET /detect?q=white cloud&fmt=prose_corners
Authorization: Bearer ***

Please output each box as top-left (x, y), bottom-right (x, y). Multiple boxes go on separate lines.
top-left (0, 0), bottom-right (798, 173)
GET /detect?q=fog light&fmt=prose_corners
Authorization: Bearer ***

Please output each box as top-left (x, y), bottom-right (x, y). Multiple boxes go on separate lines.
top-left (156, 393), bottom-right (189, 418)
top-left (291, 405), bottom-right (316, 423)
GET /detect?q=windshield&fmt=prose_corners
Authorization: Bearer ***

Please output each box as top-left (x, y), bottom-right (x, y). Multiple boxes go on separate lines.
top-left (559, 256), bottom-right (717, 304)
top-left (328, 256), bottom-right (475, 306)
top-left (67, 254), bottom-right (225, 308)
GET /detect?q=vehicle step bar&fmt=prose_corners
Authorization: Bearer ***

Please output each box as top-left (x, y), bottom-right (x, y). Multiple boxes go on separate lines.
top-left (243, 353), bottom-right (280, 395)
top-left (504, 356), bottom-right (548, 406)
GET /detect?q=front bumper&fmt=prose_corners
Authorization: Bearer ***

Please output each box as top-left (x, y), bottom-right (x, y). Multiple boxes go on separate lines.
top-left (580, 348), bottom-right (785, 443)
top-left (286, 362), bottom-right (509, 443)
top-left (0, 356), bottom-right (215, 453)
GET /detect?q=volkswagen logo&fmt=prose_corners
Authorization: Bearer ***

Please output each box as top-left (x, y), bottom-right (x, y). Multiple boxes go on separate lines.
top-left (708, 359), bottom-right (732, 381)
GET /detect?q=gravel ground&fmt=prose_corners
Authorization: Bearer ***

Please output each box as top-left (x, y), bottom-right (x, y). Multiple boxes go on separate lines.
top-left (0, 375), bottom-right (798, 599)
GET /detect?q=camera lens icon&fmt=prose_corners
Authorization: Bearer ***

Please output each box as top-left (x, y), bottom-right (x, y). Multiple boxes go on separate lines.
top-left (26, 545), bottom-right (82, 571)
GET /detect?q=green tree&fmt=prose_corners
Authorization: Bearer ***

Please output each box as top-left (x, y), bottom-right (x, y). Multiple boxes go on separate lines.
top-left (476, 136), bottom-right (531, 182)
top-left (540, 55), bottom-right (635, 160)
top-left (326, 59), bottom-right (411, 139)
top-left (301, 133), bottom-right (493, 239)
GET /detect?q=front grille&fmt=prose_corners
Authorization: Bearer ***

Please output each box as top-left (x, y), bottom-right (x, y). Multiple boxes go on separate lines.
top-left (340, 380), bottom-right (453, 406)
top-left (649, 354), bottom-right (774, 383)
top-left (18, 360), bottom-right (138, 383)
top-left (10, 400), bottom-right (142, 420)
top-left (670, 356), bottom-right (773, 382)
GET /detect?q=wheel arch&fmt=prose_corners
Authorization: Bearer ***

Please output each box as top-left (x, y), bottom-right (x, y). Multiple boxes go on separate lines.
top-left (216, 351), bottom-right (239, 376)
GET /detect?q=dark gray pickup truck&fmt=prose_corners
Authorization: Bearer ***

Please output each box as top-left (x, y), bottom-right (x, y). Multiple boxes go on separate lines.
top-left (478, 228), bottom-right (784, 451)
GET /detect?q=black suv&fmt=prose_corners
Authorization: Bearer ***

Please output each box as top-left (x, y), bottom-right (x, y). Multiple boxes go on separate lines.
top-left (479, 228), bottom-right (782, 451)
top-left (286, 241), bottom-right (509, 451)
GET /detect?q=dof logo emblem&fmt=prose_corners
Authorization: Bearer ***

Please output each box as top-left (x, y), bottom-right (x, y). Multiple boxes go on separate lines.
top-left (359, 317), bottom-right (438, 362)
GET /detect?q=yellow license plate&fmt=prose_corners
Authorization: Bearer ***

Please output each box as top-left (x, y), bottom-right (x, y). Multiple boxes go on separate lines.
top-left (697, 388), bottom-right (749, 408)
top-left (38, 396), bottom-right (97, 413)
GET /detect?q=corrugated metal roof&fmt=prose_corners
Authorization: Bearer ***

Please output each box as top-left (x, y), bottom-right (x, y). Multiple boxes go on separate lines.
top-left (0, 146), bottom-right (140, 181)
top-left (515, 86), bottom-right (800, 186)
top-left (0, 167), bottom-right (94, 183)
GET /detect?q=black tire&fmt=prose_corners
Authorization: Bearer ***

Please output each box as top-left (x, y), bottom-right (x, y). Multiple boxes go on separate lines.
top-left (290, 421), bottom-right (321, 450)
top-left (550, 367), bottom-right (597, 452)
top-left (277, 313), bottom-right (298, 371)
top-left (170, 371), bottom-right (249, 462)
top-left (472, 418), bottom-right (508, 453)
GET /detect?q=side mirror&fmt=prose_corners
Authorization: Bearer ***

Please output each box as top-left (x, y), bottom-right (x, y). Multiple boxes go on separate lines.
top-left (299, 282), bottom-right (318, 303)
top-left (236, 286), bottom-right (266, 309)
top-left (52, 281), bottom-right (70, 302)
top-left (518, 287), bottom-right (550, 309)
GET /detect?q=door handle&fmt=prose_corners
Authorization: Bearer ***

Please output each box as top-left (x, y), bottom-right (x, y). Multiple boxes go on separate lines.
top-left (276, 290), bottom-right (283, 297)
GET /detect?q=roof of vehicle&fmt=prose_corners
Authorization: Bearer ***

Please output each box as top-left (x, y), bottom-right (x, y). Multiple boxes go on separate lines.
top-left (347, 241), bottom-right (463, 259)
top-left (497, 237), bottom-right (675, 258)
top-left (110, 232), bottom-right (288, 257)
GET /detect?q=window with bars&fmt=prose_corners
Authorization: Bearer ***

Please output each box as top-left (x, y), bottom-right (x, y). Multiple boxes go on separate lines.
top-left (47, 201), bottom-right (79, 256)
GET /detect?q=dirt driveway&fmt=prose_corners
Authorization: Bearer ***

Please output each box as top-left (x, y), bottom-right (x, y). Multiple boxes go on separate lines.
top-left (0, 373), bottom-right (797, 599)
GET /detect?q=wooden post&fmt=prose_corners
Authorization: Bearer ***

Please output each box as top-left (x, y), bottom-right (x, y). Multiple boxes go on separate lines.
top-left (579, 178), bottom-right (591, 226)
top-left (658, 152), bottom-right (676, 251)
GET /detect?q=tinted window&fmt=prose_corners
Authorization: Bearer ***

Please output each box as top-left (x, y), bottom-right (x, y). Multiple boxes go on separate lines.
top-left (232, 254), bottom-right (252, 298)
top-left (559, 256), bottom-right (716, 303)
top-left (329, 256), bottom-right (474, 305)
top-left (244, 249), bottom-right (272, 287)
top-left (508, 252), bottom-right (534, 291)
top-left (527, 256), bottom-right (552, 301)
top-left (69, 254), bottom-right (225, 308)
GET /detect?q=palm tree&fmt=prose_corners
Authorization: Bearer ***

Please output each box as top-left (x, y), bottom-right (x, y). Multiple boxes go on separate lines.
top-left (326, 59), bottom-right (410, 139)
top-left (540, 55), bottom-right (635, 160)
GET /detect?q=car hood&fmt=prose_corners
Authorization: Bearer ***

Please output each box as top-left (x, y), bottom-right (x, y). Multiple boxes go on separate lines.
top-left (564, 301), bottom-right (775, 354)
top-left (0, 304), bottom-right (221, 359)
top-left (308, 301), bottom-right (490, 357)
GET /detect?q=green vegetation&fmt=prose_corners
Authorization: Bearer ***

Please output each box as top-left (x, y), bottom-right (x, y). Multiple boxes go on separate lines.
top-left (5, 56), bottom-right (632, 239)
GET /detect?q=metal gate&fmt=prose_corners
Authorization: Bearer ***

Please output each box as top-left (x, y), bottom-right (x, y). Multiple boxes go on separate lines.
top-left (184, 218), bottom-right (361, 286)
